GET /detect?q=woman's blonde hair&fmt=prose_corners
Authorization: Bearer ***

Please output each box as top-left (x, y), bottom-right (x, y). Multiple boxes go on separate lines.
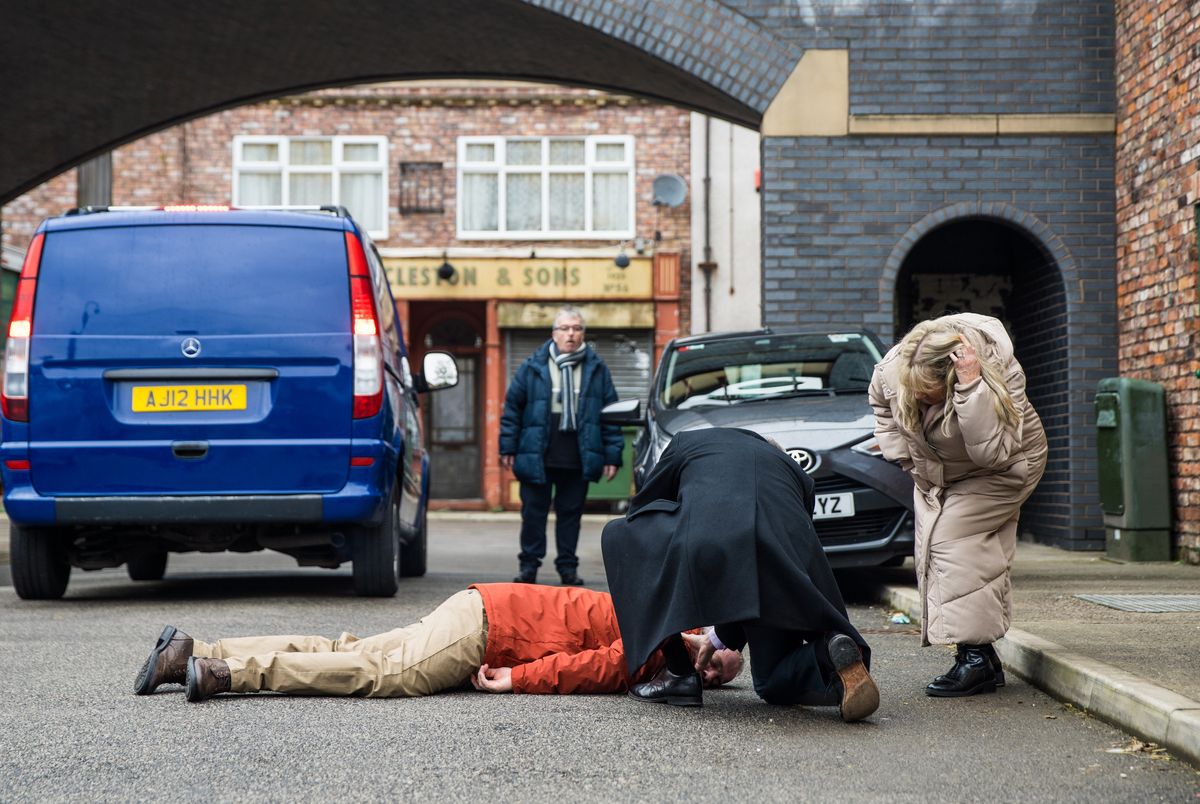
top-left (894, 317), bottom-right (1020, 436)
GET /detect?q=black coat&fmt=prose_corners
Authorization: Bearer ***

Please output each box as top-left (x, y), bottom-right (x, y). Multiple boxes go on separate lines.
top-left (601, 428), bottom-right (869, 674)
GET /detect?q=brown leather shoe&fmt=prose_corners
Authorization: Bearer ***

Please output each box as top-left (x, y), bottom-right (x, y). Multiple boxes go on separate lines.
top-left (134, 625), bottom-right (194, 695)
top-left (829, 634), bottom-right (880, 722)
top-left (185, 657), bottom-right (232, 702)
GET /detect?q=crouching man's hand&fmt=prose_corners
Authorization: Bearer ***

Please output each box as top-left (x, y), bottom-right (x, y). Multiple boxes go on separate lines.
top-left (681, 631), bottom-right (715, 671)
top-left (471, 664), bottom-right (513, 693)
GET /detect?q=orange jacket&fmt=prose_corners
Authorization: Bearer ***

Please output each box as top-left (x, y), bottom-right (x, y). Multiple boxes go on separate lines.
top-left (470, 583), bottom-right (665, 694)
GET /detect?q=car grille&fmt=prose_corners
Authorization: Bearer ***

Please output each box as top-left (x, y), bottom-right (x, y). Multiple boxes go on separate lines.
top-left (812, 475), bottom-right (860, 494)
top-left (815, 509), bottom-right (908, 547)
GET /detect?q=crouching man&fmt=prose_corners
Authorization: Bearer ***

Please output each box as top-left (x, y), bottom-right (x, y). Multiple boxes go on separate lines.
top-left (135, 583), bottom-right (743, 702)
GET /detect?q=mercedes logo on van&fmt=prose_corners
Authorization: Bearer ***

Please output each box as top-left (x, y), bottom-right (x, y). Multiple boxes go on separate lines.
top-left (180, 337), bottom-right (202, 359)
top-left (786, 447), bottom-right (820, 474)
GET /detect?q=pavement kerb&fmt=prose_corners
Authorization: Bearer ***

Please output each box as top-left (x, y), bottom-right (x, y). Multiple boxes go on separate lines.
top-left (881, 584), bottom-right (1200, 768)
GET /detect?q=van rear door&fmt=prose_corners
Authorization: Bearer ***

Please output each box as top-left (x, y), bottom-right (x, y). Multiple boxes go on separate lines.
top-left (27, 220), bottom-right (353, 496)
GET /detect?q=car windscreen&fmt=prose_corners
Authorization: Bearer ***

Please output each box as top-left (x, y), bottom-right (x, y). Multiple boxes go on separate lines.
top-left (34, 224), bottom-right (350, 335)
top-left (659, 333), bottom-right (881, 409)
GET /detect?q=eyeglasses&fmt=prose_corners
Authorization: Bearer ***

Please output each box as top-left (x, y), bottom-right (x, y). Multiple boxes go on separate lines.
top-left (553, 325), bottom-right (585, 333)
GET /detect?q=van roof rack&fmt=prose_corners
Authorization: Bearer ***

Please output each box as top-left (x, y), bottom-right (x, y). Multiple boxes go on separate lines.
top-left (63, 204), bottom-right (351, 217)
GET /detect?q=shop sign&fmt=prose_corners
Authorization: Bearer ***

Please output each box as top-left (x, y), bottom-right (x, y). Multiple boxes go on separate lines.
top-left (382, 257), bottom-right (652, 300)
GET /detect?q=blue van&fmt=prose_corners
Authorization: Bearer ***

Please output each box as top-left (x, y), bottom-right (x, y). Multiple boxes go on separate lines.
top-left (1, 206), bottom-right (457, 599)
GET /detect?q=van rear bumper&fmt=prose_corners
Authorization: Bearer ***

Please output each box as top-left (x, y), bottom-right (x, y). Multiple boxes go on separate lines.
top-left (3, 483), bottom-right (383, 525)
top-left (55, 495), bottom-right (324, 523)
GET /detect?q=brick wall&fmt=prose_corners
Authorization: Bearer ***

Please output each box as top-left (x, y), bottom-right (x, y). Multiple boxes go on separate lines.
top-left (1114, 0), bottom-right (1200, 563)
top-left (2, 81), bottom-right (693, 330)
top-left (724, 0), bottom-right (1113, 115)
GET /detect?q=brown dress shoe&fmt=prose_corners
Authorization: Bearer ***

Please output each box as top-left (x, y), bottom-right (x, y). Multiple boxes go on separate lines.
top-left (185, 657), bottom-right (232, 702)
top-left (828, 633), bottom-right (880, 722)
top-left (134, 625), bottom-right (194, 695)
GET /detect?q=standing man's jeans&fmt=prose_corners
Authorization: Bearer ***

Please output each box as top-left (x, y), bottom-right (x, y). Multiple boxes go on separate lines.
top-left (518, 467), bottom-right (589, 575)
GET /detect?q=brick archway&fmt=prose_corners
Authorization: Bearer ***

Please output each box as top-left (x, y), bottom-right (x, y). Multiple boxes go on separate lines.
top-left (878, 201), bottom-right (1080, 319)
top-left (0, 0), bottom-right (800, 203)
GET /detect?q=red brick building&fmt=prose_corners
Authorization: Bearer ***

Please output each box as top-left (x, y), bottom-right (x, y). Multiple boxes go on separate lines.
top-left (1, 81), bottom-right (693, 510)
top-left (1115, 1), bottom-right (1200, 562)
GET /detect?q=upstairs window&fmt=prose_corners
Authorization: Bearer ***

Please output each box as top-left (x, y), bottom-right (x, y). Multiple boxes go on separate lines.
top-left (233, 135), bottom-right (389, 238)
top-left (457, 136), bottom-right (634, 239)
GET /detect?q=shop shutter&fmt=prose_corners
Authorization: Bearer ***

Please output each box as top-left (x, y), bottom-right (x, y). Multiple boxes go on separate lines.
top-left (504, 329), bottom-right (654, 404)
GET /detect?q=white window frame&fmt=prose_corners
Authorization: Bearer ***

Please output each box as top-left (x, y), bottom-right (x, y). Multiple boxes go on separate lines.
top-left (456, 135), bottom-right (635, 240)
top-left (232, 135), bottom-right (389, 239)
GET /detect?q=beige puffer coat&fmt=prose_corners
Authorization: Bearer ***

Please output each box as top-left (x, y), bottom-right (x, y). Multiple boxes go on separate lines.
top-left (869, 314), bottom-right (1047, 646)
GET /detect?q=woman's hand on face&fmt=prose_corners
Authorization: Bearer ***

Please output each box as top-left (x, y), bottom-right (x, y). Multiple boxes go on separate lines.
top-left (948, 336), bottom-right (981, 384)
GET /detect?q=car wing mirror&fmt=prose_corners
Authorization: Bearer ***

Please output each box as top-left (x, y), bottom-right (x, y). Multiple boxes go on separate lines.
top-left (417, 351), bottom-right (458, 392)
top-left (601, 398), bottom-right (644, 426)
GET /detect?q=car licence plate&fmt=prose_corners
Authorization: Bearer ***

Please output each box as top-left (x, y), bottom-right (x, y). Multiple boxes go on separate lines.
top-left (813, 492), bottom-right (855, 520)
top-left (131, 384), bottom-right (247, 412)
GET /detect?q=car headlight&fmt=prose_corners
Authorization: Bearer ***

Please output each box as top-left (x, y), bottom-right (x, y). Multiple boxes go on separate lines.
top-left (850, 435), bottom-right (885, 458)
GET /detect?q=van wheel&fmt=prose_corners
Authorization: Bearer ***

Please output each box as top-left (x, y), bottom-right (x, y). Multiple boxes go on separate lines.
top-left (127, 551), bottom-right (168, 581)
top-left (11, 523), bottom-right (70, 600)
top-left (399, 505), bottom-right (427, 578)
top-left (352, 484), bottom-right (401, 596)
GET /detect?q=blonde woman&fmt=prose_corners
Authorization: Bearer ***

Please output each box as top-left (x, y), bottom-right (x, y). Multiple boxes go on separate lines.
top-left (869, 313), bottom-right (1047, 697)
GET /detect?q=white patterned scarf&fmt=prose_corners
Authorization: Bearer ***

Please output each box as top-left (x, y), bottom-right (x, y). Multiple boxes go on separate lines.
top-left (550, 343), bottom-right (586, 432)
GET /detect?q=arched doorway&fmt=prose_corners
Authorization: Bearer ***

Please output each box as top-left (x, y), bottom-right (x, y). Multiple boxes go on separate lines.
top-left (895, 218), bottom-right (1069, 544)
top-left (414, 306), bottom-right (486, 500)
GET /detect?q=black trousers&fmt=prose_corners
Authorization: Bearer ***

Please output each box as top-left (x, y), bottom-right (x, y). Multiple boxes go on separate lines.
top-left (518, 466), bottom-right (588, 575)
top-left (716, 622), bottom-right (840, 706)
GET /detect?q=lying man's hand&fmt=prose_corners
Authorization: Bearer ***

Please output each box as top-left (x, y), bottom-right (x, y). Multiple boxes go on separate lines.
top-left (471, 664), bottom-right (513, 693)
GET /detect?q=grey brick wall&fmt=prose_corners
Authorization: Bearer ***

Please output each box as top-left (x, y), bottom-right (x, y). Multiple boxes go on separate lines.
top-left (722, 0), bottom-right (1113, 115)
top-left (761, 135), bottom-right (1117, 546)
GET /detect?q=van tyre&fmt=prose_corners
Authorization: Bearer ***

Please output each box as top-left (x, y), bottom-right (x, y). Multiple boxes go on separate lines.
top-left (127, 551), bottom-right (168, 581)
top-left (11, 523), bottom-right (70, 600)
top-left (352, 483), bottom-right (401, 596)
top-left (399, 504), bottom-right (427, 578)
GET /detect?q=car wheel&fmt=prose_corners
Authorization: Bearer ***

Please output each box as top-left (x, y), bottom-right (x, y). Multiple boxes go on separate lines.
top-left (399, 502), bottom-right (427, 578)
top-left (127, 551), bottom-right (168, 581)
top-left (352, 482), bottom-right (401, 596)
top-left (11, 523), bottom-right (70, 600)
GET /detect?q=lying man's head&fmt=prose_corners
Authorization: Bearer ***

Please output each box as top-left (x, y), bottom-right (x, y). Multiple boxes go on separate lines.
top-left (701, 647), bottom-right (745, 688)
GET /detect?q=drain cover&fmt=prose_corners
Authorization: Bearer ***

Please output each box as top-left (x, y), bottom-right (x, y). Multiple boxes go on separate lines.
top-left (1075, 594), bottom-right (1200, 613)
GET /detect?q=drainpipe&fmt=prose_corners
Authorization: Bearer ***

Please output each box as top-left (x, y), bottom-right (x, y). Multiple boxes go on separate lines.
top-left (698, 116), bottom-right (718, 332)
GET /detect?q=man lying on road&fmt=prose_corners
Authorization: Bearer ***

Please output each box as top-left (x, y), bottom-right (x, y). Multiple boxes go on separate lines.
top-left (134, 583), bottom-right (744, 702)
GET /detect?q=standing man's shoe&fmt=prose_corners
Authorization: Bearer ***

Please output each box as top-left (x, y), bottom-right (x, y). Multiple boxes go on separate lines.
top-left (513, 568), bottom-right (537, 584)
top-left (559, 572), bottom-right (585, 586)
top-left (185, 657), bottom-right (232, 702)
top-left (828, 633), bottom-right (880, 722)
top-left (134, 625), bottom-right (194, 695)
top-left (628, 667), bottom-right (703, 707)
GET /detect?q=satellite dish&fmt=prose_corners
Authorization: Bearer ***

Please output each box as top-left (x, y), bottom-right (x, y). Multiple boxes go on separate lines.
top-left (652, 174), bottom-right (688, 207)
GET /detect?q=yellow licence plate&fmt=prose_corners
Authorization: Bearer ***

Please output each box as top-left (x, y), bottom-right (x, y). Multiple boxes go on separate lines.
top-left (131, 385), bottom-right (247, 412)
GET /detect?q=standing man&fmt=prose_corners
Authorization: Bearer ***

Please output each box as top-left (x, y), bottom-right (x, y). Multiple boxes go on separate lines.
top-left (602, 428), bottom-right (879, 721)
top-left (500, 306), bottom-right (622, 586)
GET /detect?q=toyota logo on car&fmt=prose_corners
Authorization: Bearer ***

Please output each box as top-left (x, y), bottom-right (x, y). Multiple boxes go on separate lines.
top-left (786, 447), bottom-right (819, 474)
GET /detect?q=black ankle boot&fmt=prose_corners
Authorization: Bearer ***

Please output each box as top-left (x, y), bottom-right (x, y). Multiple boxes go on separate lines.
top-left (930, 642), bottom-right (1006, 688)
top-left (926, 644), bottom-right (997, 697)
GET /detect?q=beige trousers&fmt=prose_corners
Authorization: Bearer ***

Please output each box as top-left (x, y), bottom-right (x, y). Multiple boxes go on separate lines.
top-left (191, 589), bottom-right (487, 697)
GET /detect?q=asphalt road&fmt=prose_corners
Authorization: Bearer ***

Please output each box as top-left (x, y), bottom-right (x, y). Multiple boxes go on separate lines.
top-left (2, 517), bottom-right (1197, 802)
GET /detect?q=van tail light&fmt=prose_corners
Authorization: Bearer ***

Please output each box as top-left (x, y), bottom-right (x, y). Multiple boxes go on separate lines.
top-left (345, 232), bottom-right (383, 419)
top-left (3, 233), bottom-right (43, 422)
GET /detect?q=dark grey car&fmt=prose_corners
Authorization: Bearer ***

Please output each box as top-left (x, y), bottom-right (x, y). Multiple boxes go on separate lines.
top-left (603, 328), bottom-right (914, 569)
